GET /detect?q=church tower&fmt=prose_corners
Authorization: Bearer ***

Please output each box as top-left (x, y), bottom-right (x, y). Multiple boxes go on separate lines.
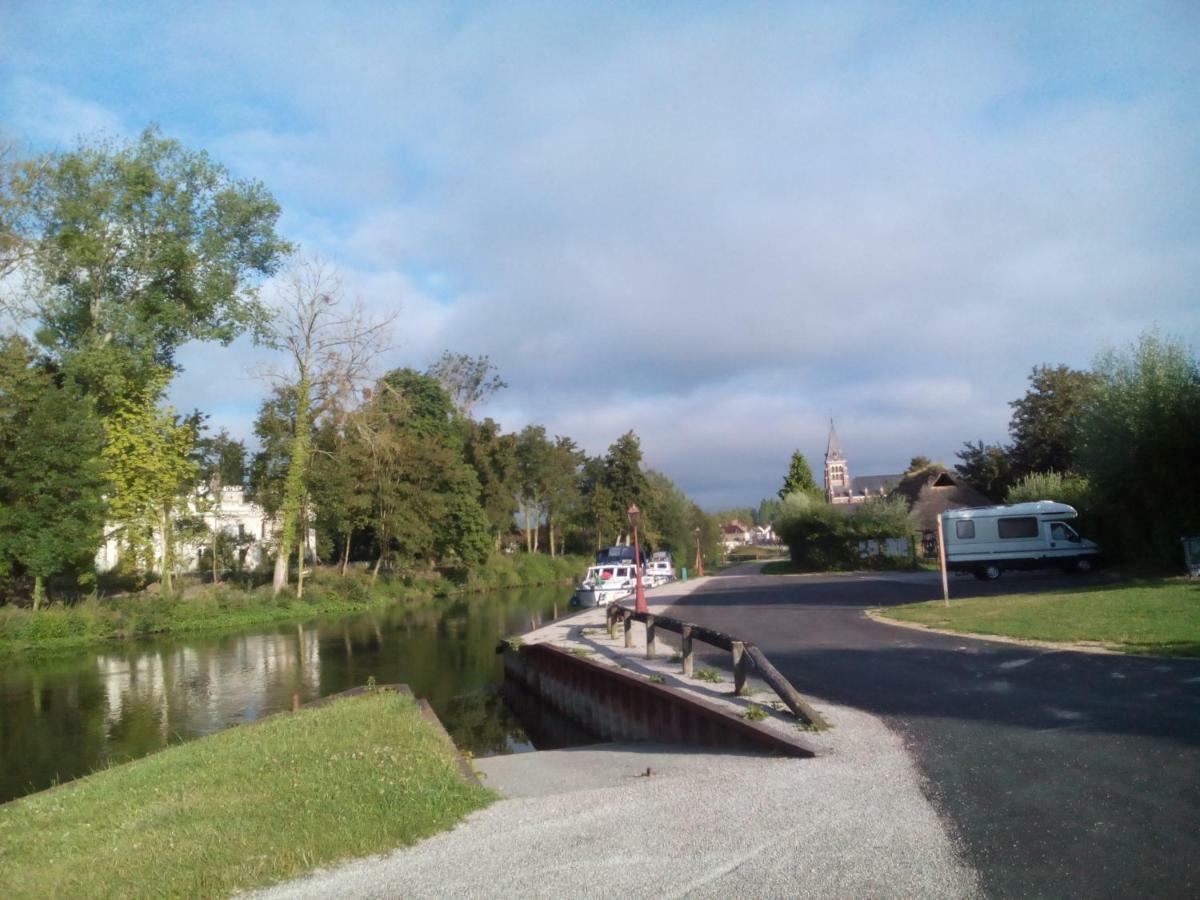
top-left (824, 419), bottom-right (850, 503)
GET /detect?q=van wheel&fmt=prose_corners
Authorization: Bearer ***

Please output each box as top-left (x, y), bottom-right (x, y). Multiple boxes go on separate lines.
top-left (974, 565), bottom-right (1002, 581)
top-left (1073, 558), bottom-right (1093, 574)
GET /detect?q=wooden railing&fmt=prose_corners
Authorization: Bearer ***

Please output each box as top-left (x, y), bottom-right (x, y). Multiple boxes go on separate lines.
top-left (606, 605), bottom-right (828, 730)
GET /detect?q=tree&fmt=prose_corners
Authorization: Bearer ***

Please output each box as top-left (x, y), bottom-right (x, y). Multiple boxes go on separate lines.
top-left (1006, 471), bottom-right (1092, 511)
top-left (954, 440), bottom-right (1013, 502)
top-left (100, 369), bottom-right (199, 594)
top-left (193, 428), bottom-right (247, 584)
top-left (262, 259), bottom-right (392, 593)
top-left (308, 419), bottom-right (371, 575)
top-left (778, 450), bottom-right (821, 500)
top-left (0, 336), bottom-right (106, 607)
top-left (753, 497), bottom-right (783, 527)
top-left (1008, 365), bottom-right (1097, 478)
top-left (463, 418), bottom-right (520, 550)
top-left (426, 351), bottom-right (507, 418)
top-left (603, 431), bottom-right (649, 528)
top-left (515, 425), bottom-right (552, 552)
top-left (27, 126), bottom-right (291, 406)
top-left (0, 136), bottom-right (44, 294)
top-left (575, 456), bottom-right (621, 551)
top-left (543, 436), bottom-right (584, 557)
top-left (1076, 332), bottom-right (1200, 568)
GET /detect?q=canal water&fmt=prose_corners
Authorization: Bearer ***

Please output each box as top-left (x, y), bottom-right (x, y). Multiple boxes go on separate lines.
top-left (0, 584), bottom-right (588, 804)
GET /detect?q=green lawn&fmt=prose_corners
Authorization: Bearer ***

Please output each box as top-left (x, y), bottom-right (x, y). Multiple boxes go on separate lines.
top-left (880, 580), bottom-right (1200, 656)
top-left (0, 689), bottom-right (494, 898)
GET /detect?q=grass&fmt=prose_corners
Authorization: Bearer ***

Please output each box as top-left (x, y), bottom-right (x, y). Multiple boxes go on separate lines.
top-left (0, 689), bottom-right (494, 898)
top-left (647, 674), bottom-right (665, 684)
top-left (693, 667), bottom-right (724, 683)
top-left (0, 554), bottom-right (589, 657)
top-left (742, 704), bottom-right (770, 722)
top-left (879, 579), bottom-right (1200, 657)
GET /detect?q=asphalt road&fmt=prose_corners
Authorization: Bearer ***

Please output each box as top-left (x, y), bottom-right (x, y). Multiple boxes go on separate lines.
top-left (666, 567), bottom-right (1200, 899)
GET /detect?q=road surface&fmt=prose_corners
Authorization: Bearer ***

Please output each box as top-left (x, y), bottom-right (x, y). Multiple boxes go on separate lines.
top-left (666, 567), bottom-right (1200, 898)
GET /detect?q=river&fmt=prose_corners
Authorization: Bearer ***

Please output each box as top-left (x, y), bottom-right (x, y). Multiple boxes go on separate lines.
top-left (0, 584), bottom-right (584, 804)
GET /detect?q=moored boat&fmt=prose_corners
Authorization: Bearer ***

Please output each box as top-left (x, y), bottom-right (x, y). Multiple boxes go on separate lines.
top-left (574, 563), bottom-right (640, 607)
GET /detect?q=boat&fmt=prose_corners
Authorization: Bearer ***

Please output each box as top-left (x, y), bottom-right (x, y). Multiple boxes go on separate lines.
top-left (644, 551), bottom-right (675, 586)
top-left (573, 563), bottom-right (640, 607)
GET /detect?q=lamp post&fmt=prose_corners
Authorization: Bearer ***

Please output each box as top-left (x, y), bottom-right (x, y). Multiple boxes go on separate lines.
top-left (628, 504), bottom-right (648, 614)
top-left (693, 526), bottom-right (704, 578)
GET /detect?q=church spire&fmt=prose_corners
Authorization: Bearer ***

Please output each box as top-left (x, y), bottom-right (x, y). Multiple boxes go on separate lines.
top-left (826, 418), bottom-right (844, 460)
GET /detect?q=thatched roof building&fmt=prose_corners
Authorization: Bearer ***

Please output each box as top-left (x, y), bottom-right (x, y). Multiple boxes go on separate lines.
top-left (891, 467), bottom-right (994, 534)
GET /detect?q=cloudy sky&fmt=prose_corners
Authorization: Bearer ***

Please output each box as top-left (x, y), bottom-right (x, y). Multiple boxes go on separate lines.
top-left (3, 2), bottom-right (1197, 509)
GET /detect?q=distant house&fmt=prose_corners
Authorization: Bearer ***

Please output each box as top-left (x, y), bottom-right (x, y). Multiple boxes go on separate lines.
top-left (721, 521), bottom-right (750, 551)
top-left (749, 524), bottom-right (778, 545)
top-left (96, 485), bottom-right (316, 576)
top-left (891, 467), bottom-right (994, 554)
top-left (823, 421), bottom-right (903, 504)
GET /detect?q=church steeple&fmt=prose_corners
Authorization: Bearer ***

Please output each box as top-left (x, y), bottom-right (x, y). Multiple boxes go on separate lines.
top-left (824, 418), bottom-right (850, 502)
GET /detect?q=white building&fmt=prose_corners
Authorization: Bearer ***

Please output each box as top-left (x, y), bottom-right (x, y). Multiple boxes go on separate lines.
top-left (95, 486), bottom-right (315, 575)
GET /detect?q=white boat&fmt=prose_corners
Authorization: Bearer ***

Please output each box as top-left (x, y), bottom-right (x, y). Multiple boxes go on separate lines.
top-left (574, 564), bottom-right (640, 607)
top-left (644, 552), bottom-right (675, 586)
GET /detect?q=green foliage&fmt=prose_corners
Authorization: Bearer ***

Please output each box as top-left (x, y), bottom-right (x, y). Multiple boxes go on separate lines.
top-left (647, 674), bottom-right (665, 684)
top-left (0, 337), bottom-right (107, 604)
top-left (694, 667), bottom-right (724, 683)
top-left (426, 350), bottom-right (506, 418)
top-left (28, 126), bottom-right (290, 404)
top-left (742, 704), bottom-right (770, 722)
top-left (776, 493), bottom-right (913, 572)
top-left (463, 418), bottom-right (520, 546)
top-left (1009, 365), bottom-right (1097, 478)
top-left (1006, 471), bottom-right (1092, 510)
top-left (779, 450), bottom-right (821, 501)
top-left (1076, 332), bottom-right (1200, 569)
top-left (955, 440), bottom-right (1013, 502)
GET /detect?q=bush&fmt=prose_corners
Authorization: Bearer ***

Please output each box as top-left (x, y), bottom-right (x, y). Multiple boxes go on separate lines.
top-left (776, 494), bottom-right (915, 572)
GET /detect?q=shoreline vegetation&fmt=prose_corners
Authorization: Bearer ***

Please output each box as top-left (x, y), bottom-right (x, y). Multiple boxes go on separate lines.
top-left (0, 688), bottom-right (494, 898)
top-left (0, 554), bottom-right (588, 657)
top-left (878, 579), bottom-right (1200, 657)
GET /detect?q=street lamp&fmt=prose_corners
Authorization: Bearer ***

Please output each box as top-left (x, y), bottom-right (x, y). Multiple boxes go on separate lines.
top-left (627, 504), bottom-right (648, 614)
top-left (693, 526), bottom-right (704, 578)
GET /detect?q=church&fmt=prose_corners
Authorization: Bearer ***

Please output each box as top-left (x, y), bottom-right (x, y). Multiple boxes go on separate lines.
top-left (822, 421), bottom-right (905, 504)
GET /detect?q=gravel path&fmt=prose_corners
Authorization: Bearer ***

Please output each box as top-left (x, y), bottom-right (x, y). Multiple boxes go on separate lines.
top-left (255, 695), bottom-right (980, 898)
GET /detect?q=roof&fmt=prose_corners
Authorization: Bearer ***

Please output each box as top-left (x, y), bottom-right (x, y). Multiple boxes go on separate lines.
top-left (851, 473), bottom-right (902, 494)
top-left (891, 467), bottom-right (994, 531)
top-left (942, 501), bottom-right (1078, 520)
top-left (826, 419), bottom-right (845, 460)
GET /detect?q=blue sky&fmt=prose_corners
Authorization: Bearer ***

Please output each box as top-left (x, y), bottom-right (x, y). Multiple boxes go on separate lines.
top-left (3, 1), bottom-right (1198, 509)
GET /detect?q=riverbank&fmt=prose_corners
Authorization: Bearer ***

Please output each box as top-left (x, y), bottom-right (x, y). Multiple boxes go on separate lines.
top-left (0, 687), bottom-right (492, 898)
top-left (878, 578), bottom-right (1200, 657)
top-left (0, 554), bottom-right (587, 657)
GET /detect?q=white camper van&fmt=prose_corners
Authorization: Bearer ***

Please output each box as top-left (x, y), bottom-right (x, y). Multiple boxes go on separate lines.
top-left (940, 501), bottom-right (1100, 580)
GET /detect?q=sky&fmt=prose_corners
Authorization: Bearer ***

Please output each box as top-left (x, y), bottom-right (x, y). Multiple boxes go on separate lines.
top-left (2, 1), bottom-right (1198, 510)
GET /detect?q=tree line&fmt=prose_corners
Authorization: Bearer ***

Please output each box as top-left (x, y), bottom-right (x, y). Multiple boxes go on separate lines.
top-left (0, 127), bottom-right (720, 608)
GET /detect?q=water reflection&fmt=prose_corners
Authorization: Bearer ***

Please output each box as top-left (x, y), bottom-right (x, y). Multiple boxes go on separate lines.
top-left (0, 585), bottom-right (574, 803)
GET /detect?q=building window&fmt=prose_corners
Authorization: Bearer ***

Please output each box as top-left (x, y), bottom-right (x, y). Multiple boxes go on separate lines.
top-left (955, 520), bottom-right (976, 539)
top-left (998, 516), bottom-right (1039, 539)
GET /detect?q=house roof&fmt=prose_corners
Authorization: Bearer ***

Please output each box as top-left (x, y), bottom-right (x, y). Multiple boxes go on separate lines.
top-left (891, 468), bottom-right (994, 531)
top-left (851, 473), bottom-right (903, 494)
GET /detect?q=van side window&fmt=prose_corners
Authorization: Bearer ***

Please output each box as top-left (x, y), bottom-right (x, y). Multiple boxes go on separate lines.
top-left (998, 516), bottom-right (1039, 539)
top-left (955, 520), bottom-right (975, 539)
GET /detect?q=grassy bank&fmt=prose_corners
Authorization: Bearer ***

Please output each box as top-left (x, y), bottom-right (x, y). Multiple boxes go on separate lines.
top-left (0, 553), bottom-right (588, 657)
top-left (0, 688), bottom-right (493, 898)
top-left (879, 579), bottom-right (1200, 657)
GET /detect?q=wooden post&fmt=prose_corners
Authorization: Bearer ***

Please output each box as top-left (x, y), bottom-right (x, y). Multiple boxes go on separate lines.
top-left (936, 512), bottom-right (950, 607)
top-left (745, 644), bottom-right (828, 729)
top-left (624, 615), bottom-right (633, 648)
top-left (292, 692), bottom-right (300, 712)
top-left (607, 606), bottom-right (617, 640)
top-left (732, 641), bottom-right (748, 695)
top-left (645, 614), bottom-right (657, 659)
top-left (681, 624), bottom-right (694, 677)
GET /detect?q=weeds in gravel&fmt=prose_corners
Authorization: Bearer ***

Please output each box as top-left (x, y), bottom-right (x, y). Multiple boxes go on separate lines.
top-left (742, 704), bottom-right (770, 722)
top-left (694, 667), bottom-right (723, 683)
top-left (647, 674), bottom-right (665, 684)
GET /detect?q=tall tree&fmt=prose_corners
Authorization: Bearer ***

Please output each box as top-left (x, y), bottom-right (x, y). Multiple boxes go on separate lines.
top-left (263, 259), bottom-right (392, 593)
top-left (516, 425), bottom-right (552, 552)
top-left (27, 126), bottom-right (291, 406)
top-left (1008, 365), bottom-right (1097, 477)
top-left (0, 336), bottom-right (106, 608)
top-left (1076, 332), bottom-right (1200, 568)
top-left (193, 428), bottom-right (248, 584)
top-left (954, 440), bottom-right (1013, 502)
top-left (603, 431), bottom-right (649, 531)
top-left (426, 351), bottom-right (507, 418)
top-left (543, 436), bottom-right (584, 557)
top-left (464, 418), bottom-right (520, 550)
top-left (100, 370), bottom-right (199, 594)
top-left (778, 450), bottom-right (821, 500)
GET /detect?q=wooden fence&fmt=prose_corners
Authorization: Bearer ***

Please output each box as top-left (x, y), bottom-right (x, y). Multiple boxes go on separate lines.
top-left (606, 605), bottom-right (828, 730)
